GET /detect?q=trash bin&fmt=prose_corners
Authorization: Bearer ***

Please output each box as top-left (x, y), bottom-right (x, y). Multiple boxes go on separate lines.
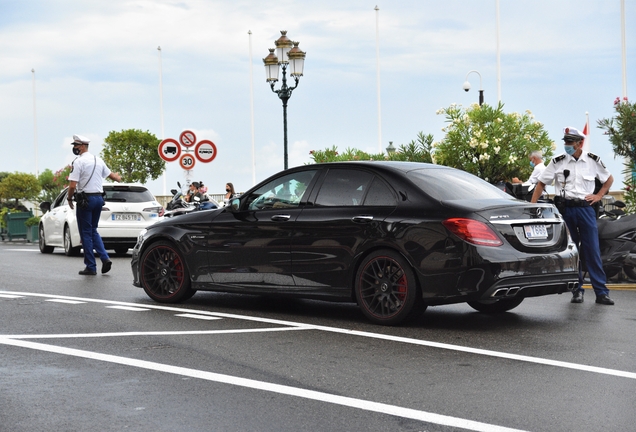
top-left (5, 211), bottom-right (33, 241)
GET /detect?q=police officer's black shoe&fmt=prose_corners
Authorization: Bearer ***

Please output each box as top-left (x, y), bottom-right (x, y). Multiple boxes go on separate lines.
top-left (571, 291), bottom-right (584, 303)
top-left (79, 268), bottom-right (97, 276)
top-left (595, 295), bottom-right (615, 305)
top-left (102, 260), bottom-right (112, 274)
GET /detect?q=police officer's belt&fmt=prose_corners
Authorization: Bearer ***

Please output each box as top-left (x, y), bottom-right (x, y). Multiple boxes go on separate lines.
top-left (84, 192), bottom-right (104, 196)
top-left (564, 198), bottom-right (590, 207)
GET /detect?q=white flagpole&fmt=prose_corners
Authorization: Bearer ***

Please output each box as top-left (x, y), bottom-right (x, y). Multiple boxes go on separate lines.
top-left (32, 68), bottom-right (39, 177)
top-left (249, 30), bottom-right (256, 186)
top-left (496, 0), bottom-right (501, 102)
top-left (158, 46), bottom-right (166, 195)
top-left (375, 5), bottom-right (382, 153)
top-left (620, 0), bottom-right (628, 99)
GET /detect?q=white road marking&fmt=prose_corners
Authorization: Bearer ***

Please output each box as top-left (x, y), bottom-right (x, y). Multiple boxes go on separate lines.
top-left (1, 290), bottom-right (635, 381)
top-left (0, 294), bottom-right (24, 299)
top-left (4, 326), bottom-right (310, 340)
top-left (2, 249), bottom-right (40, 252)
top-left (175, 313), bottom-right (222, 320)
top-left (106, 305), bottom-right (151, 311)
top-left (46, 299), bottom-right (86, 304)
top-left (0, 337), bottom-right (528, 432)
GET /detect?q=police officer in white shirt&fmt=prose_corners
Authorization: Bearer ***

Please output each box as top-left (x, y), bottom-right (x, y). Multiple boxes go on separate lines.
top-left (67, 134), bottom-right (122, 275)
top-left (512, 151), bottom-right (546, 190)
top-left (531, 127), bottom-right (615, 305)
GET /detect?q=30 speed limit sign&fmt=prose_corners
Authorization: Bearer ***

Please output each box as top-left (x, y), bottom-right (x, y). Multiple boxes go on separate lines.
top-left (179, 153), bottom-right (196, 170)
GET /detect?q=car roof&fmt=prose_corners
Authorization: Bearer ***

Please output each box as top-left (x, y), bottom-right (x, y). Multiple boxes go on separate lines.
top-left (308, 161), bottom-right (452, 175)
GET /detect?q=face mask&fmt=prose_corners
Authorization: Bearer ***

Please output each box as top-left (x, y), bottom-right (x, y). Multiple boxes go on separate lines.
top-left (564, 144), bottom-right (576, 156)
top-left (72, 147), bottom-right (81, 155)
top-left (529, 161), bottom-right (535, 168)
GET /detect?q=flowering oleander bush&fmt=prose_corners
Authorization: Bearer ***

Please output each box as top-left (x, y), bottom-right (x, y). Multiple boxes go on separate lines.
top-left (598, 97), bottom-right (636, 213)
top-left (433, 102), bottom-right (554, 184)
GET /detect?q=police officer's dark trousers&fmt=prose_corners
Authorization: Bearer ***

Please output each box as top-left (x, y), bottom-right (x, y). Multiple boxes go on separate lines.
top-left (76, 194), bottom-right (110, 272)
top-left (562, 205), bottom-right (609, 296)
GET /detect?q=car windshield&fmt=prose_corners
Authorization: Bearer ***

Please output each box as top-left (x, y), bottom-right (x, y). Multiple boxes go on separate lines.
top-left (406, 168), bottom-right (514, 201)
top-left (104, 186), bottom-right (155, 203)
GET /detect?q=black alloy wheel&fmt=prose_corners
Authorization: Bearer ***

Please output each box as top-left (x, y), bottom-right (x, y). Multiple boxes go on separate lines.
top-left (467, 297), bottom-right (524, 313)
top-left (39, 225), bottom-right (54, 253)
top-left (354, 250), bottom-right (421, 325)
top-left (140, 241), bottom-right (195, 303)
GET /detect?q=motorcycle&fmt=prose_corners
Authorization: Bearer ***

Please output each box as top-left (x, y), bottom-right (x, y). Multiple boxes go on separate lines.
top-left (596, 199), bottom-right (636, 280)
top-left (163, 182), bottom-right (219, 218)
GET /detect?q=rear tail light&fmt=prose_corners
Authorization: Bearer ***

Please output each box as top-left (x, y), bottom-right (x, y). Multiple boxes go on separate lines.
top-left (143, 206), bottom-right (164, 216)
top-left (442, 218), bottom-right (503, 247)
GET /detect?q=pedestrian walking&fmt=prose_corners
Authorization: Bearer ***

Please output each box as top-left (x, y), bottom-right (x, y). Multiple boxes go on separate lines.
top-left (67, 134), bottom-right (122, 275)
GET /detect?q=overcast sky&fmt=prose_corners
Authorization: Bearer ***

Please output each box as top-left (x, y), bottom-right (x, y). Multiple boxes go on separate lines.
top-left (1, 0), bottom-right (633, 197)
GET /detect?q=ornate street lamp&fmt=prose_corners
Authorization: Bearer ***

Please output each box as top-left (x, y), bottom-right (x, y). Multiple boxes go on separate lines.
top-left (386, 141), bottom-right (396, 155)
top-left (462, 70), bottom-right (484, 106)
top-left (263, 31), bottom-right (306, 170)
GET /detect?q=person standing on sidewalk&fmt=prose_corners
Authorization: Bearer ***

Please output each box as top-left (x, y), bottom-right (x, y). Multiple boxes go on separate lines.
top-left (67, 134), bottom-right (122, 275)
top-left (531, 127), bottom-right (615, 305)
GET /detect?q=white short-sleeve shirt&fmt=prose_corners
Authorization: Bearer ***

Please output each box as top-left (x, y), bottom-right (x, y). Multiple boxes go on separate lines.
top-left (538, 152), bottom-right (611, 200)
top-left (68, 152), bottom-right (111, 193)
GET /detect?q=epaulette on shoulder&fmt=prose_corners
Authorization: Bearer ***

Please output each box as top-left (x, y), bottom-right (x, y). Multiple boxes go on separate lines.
top-left (552, 154), bottom-right (566, 164)
top-left (588, 152), bottom-right (606, 168)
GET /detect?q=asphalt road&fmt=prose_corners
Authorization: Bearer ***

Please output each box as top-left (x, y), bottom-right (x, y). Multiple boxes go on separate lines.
top-left (1, 241), bottom-right (635, 432)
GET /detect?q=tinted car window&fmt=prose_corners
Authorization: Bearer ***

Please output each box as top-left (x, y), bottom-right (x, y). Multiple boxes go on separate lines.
top-left (363, 177), bottom-right (397, 206)
top-left (315, 169), bottom-right (374, 207)
top-left (104, 186), bottom-right (155, 203)
top-left (246, 170), bottom-right (317, 211)
top-left (53, 189), bottom-right (68, 209)
top-left (407, 168), bottom-right (514, 201)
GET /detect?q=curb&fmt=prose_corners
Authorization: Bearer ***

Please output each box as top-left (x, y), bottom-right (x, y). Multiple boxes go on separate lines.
top-left (583, 284), bottom-right (636, 291)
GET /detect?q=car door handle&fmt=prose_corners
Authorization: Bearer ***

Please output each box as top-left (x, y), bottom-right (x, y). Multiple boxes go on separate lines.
top-left (271, 214), bottom-right (291, 221)
top-left (352, 215), bottom-right (374, 223)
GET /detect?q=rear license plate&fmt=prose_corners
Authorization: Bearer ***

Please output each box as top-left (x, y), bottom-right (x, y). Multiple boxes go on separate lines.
top-left (524, 224), bottom-right (548, 239)
top-left (112, 213), bottom-right (141, 221)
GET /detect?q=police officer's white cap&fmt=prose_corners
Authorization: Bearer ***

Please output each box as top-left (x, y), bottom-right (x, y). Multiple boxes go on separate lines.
top-left (71, 134), bottom-right (90, 145)
top-left (562, 127), bottom-right (585, 142)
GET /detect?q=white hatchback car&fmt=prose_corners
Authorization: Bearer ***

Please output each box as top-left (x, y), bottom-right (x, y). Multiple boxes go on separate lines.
top-left (38, 183), bottom-right (163, 256)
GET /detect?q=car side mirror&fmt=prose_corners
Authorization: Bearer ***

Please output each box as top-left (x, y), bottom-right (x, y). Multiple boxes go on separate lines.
top-left (40, 202), bottom-right (51, 213)
top-left (227, 197), bottom-right (241, 213)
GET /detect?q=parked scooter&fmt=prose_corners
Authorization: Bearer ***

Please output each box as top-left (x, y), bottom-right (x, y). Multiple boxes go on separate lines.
top-left (163, 182), bottom-right (219, 218)
top-left (596, 200), bottom-right (636, 280)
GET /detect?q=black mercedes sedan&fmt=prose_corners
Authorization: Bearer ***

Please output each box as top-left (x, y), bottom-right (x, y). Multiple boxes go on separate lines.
top-left (131, 162), bottom-right (579, 325)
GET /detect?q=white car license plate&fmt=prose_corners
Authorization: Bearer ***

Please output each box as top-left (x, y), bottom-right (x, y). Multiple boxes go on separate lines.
top-left (112, 213), bottom-right (141, 222)
top-left (524, 224), bottom-right (548, 239)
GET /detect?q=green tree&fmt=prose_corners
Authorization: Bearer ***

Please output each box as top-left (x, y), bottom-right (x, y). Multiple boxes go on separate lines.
top-left (433, 102), bottom-right (554, 184)
top-left (308, 133), bottom-right (435, 164)
top-left (0, 172), bottom-right (41, 207)
top-left (38, 169), bottom-right (62, 203)
top-left (101, 129), bottom-right (165, 184)
top-left (598, 96), bottom-right (636, 213)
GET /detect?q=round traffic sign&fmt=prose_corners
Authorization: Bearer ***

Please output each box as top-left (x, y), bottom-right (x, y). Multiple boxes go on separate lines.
top-left (158, 138), bottom-right (181, 162)
top-left (194, 140), bottom-right (217, 163)
top-left (179, 153), bottom-right (196, 170)
top-left (179, 130), bottom-right (197, 147)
